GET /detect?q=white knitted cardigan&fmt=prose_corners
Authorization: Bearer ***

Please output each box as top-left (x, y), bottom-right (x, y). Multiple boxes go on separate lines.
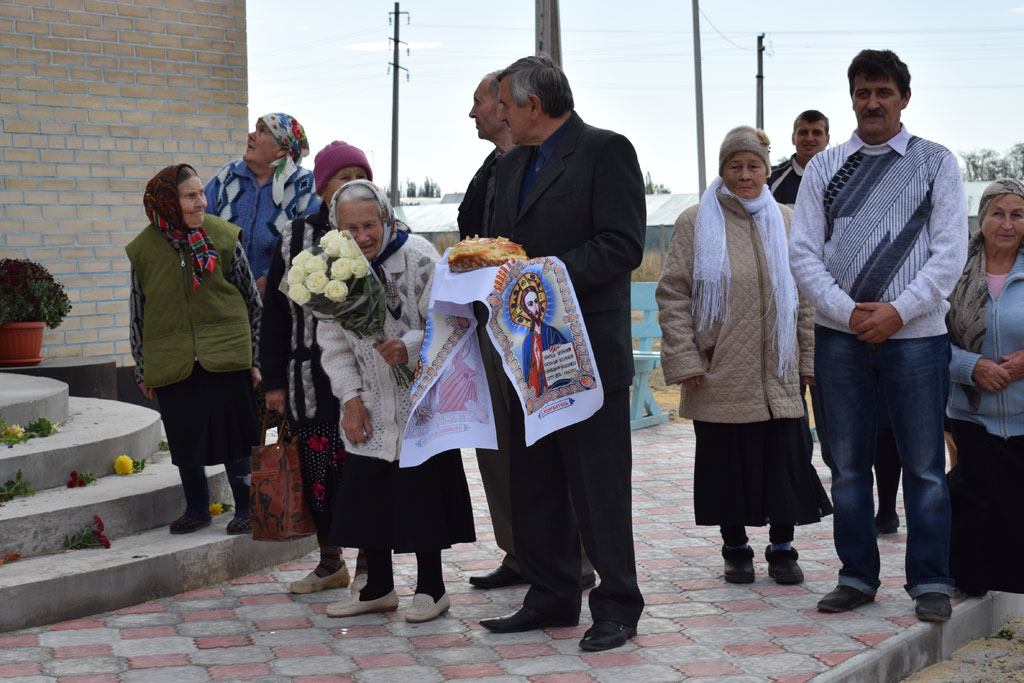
top-left (316, 234), bottom-right (439, 462)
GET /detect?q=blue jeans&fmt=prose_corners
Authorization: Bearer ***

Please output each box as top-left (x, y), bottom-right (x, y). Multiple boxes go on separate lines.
top-left (815, 327), bottom-right (953, 598)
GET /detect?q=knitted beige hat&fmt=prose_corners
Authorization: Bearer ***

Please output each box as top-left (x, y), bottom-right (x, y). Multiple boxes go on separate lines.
top-left (719, 126), bottom-right (771, 175)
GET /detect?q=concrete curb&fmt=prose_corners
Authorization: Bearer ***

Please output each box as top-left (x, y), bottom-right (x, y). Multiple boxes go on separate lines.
top-left (0, 397), bottom-right (161, 491)
top-left (0, 456), bottom-right (232, 556)
top-left (0, 519), bottom-right (317, 632)
top-left (815, 592), bottom-right (1024, 682)
top-left (0, 372), bottom-right (68, 426)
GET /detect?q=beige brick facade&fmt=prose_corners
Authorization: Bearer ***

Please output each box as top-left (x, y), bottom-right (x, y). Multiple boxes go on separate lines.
top-left (0, 0), bottom-right (248, 364)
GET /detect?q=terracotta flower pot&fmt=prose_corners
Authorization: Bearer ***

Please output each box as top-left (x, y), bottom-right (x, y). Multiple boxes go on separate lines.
top-left (0, 321), bottom-right (46, 367)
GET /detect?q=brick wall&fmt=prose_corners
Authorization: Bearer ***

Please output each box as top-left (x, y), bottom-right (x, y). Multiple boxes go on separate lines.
top-left (0, 0), bottom-right (248, 365)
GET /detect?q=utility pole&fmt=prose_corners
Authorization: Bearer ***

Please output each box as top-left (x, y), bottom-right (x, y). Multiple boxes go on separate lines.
top-left (755, 33), bottom-right (765, 130)
top-left (388, 2), bottom-right (409, 208)
top-left (691, 0), bottom-right (706, 194)
top-left (535, 0), bottom-right (562, 66)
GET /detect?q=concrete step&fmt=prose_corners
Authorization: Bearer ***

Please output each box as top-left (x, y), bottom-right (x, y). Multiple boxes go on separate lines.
top-left (0, 520), bottom-right (317, 632)
top-left (0, 373), bottom-right (68, 426)
top-left (0, 454), bottom-right (233, 556)
top-left (0, 397), bottom-right (160, 491)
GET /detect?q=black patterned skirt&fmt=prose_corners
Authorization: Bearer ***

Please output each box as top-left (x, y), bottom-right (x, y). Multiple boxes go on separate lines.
top-left (155, 363), bottom-right (258, 469)
top-left (330, 449), bottom-right (476, 553)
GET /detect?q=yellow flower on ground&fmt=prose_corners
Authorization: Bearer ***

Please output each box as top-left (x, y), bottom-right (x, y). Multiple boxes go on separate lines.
top-left (113, 454), bottom-right (134, 475)
top-left (209, 503), bottom-right (224, 515)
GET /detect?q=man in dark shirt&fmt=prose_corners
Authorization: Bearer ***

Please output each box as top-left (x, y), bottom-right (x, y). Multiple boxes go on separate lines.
top-left (768, 110), bottom-right (830, 206)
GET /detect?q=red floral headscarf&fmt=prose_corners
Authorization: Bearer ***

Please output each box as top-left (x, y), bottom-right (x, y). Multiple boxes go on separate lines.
top-left (143, 164), bottom-right (217, 291)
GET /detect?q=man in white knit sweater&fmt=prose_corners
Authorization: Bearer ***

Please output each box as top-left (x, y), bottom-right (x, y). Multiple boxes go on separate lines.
top-left (788, 49), bottom-right (967, 622)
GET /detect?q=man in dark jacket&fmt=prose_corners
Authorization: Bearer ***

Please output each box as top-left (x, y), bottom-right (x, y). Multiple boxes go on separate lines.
top-left (478, 54), bottom-right (645, 652)
top-left (768, 110), bottom-right (829, 206)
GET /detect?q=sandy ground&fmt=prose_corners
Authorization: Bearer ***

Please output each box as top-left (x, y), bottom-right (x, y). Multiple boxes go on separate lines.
top-left (904, 616), bottom-right (1024, 682)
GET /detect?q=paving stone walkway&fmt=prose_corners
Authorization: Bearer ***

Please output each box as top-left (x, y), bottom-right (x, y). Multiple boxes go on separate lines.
top-left (0, 422), bottom-right (963, 682)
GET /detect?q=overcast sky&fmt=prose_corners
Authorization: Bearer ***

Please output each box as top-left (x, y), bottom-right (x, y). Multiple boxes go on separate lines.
top-left (246, 0), bottom-right (1024, 198)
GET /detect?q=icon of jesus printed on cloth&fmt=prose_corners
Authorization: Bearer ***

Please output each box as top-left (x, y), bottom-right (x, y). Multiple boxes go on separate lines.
top-left (510, 276), bottom-right (571, 397)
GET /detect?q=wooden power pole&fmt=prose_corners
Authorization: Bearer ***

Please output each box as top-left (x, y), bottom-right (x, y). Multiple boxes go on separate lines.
top-left (535, 0), bottom-right (561, 65)
top-left (388, 2), bottom-right (409, 208)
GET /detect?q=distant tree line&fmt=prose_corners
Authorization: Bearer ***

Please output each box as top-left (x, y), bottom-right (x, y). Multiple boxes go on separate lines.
top-left (960, 144), bottom-right (1024, 182)
top-left (644, 171), bottom-right (670, 195)
top-left (404, 177), bottom-right (441, 198)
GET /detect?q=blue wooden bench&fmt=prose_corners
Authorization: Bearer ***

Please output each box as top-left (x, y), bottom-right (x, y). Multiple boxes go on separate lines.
top-left (630, 281), bottom-right (670, 431)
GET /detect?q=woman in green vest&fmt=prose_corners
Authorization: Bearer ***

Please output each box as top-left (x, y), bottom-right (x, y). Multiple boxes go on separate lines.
top-left (127, 164), bottom-right (263, 535)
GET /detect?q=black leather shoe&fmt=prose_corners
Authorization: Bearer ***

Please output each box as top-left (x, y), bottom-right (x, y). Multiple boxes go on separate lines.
top-left (765, 545), bottom-right (804, 585)
top-left (469, 565), bottom-right (525, 589)
top-left (480, 606), bottom-right (578, 633)
top-left (581, 573), bottom-right (597, 590)
top-left (722, 545), bottom-right (754, 584)
top-left (817, 585), bottom-right (875, 613)
top-left (579, 620), bottom-right (637, 651)
top-left (915, 592), bottom-right (952, 622)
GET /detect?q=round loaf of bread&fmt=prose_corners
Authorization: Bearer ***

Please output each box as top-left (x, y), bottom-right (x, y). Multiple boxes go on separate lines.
top-left (448, 236), bottom-right (527, 272)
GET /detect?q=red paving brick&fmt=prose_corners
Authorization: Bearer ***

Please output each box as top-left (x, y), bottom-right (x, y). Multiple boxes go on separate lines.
top-left (55, 675), bottom-right (121, 683)
top-left (677, 661), bottom-right (745, 676)
top-left (228, 573), bottom-right (275, 585)
top-left (293, 676), bottom-right (356, 683)
top-left (771, 675), bottom-right (817, 683)
top-left (195, 635), bottom-right (253, 649)
top-left (353, 653), bottom-right (418, 668)
top-left (439, 662), bottom-right (505, 678)
top-left (0, 663), bottom-right (42, 677)
top-left (494, 643), bottom-right (559, 658)
top-left (53, 644), bottom-right (113, 658)
top-left (114, 602), bottom-right (167, 615)
top-left (581, 651), bottom-right (648, 667)
top-left (182, 609), bottom-right (237, 622)
top-left (50, 619), bottom-right (104, 630)
top-left (120, 625), bottom-right (177, 639)
top-left (529, 674), bottom-right (597, 682)
top-left (853, 632), bottom-right (896, 646)
top-left (209, 663), bottom-right (272, 679)
top-left (889, 615), bottom-right (920, 627)
top-left (273, 643), bottom-right (334, 657)
top-left (643, 592), bottom-right (691, 604)
top-left (0, 634), bottom-right (37, 648)
top-left (129, 653), bottom-right (190, 669)
top-left (239, 593), bottom-right (293, 605)
top-left (815, 651), bottom-right (859, 666)
top-left (723, 641), bottom-right (785, 656)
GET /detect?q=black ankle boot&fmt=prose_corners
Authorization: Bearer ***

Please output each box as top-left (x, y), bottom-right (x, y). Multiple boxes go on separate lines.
top-left (722, 545), bottom-right (754, 583)
top-left (765, 545), bottom-right (804, 584)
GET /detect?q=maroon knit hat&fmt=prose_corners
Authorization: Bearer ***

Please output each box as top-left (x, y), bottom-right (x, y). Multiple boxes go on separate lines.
top-left (313, 141), bottom-right (373, 195)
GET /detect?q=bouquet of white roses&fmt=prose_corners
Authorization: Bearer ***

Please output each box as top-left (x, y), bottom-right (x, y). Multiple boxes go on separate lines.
top-left (282, 228), bottom-right (413, 385)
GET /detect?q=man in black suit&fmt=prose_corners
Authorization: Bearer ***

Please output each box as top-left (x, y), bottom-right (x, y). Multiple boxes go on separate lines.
top-left (478, 55), bottom-right (645, 652)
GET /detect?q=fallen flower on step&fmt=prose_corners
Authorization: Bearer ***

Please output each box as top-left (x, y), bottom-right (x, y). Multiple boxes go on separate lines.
top-left (64, 516), bottom-right (110, 550)
top-left (66, 470), bottom-right (96, 488)
top-left (113, 455), bottom-right (146, 475)
top-left (0, 553), bottom-right (20, 567)
top-left (209, 502), bottom-right (234, 515)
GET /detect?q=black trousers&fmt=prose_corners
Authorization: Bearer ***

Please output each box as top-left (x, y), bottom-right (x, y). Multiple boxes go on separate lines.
top-left (507, 385), bottom-right (644, 626)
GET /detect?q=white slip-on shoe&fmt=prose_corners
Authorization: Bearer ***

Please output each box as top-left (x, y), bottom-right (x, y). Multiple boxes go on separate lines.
top-left (289, 564), bottom-right (351, 594)
top-left (404, 593), bottom-right (451, 623)
top-left (326, 589), bottom-right (399, 618)
top-left (350, 572), bottom-right (368, 596)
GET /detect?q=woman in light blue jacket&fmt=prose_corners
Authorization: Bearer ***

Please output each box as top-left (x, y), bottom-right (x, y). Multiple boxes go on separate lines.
top-left (946, 178), bottom-right (1024, 595)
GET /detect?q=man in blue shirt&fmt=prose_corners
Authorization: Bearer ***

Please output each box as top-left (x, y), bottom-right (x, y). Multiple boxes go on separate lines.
top-left (205, 113), bottom-right (318, 297)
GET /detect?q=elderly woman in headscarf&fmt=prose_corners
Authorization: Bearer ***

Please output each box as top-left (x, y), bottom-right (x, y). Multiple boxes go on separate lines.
top-left (127, 164), bottom-right (262, 535)
top-left (316, 180), bottom-right (475, 623)
top-left (261, 142), bottom-right (373, 595)
top-left (946, 178), bottom-right (1024, 596)
top-left (205, 112), bottom-right (318, 297)
top-left (656, 126), bottom-right (831, 586)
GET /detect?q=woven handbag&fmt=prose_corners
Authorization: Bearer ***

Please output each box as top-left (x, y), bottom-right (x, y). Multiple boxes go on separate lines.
top-left (250, 419), bottom-right (315, 541)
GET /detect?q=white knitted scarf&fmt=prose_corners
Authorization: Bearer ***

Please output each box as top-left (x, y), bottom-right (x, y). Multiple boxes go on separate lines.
top-left (692, 178), bottom-right (798, 380)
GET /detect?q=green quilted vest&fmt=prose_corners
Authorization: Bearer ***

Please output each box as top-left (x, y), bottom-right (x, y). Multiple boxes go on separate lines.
top-left (125, 215), bottom-right (252, 388)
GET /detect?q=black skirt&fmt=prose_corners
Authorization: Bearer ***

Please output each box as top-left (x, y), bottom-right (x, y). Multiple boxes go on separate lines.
top-left (948, 419), bottom-right (1024, 594)
top-left (155, 363), bottom-right (258, 469)
top-left (330, 449), bottom-right (476, 553)
top-left (693, 418), bottom-right (832, 528)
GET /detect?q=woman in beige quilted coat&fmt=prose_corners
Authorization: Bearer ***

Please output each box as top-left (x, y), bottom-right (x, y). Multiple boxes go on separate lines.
top-left (656, 126), bottom-right (831, 586)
